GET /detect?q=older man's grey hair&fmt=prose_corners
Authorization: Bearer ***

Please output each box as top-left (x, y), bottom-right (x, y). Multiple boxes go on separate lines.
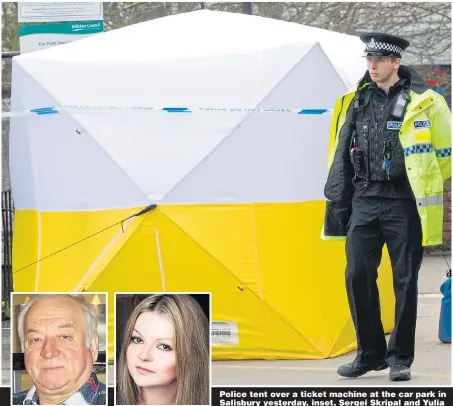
top-left (17, 294), bottom-right (99, 352)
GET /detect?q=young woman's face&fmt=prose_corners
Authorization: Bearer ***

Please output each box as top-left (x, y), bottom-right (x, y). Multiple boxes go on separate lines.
top-left (126, 311), bottom-right (177, 388)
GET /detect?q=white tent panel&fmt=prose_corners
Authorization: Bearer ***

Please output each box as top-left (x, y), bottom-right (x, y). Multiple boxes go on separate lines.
top-left (10, 64), bottom-right (149, 211)
top-left (16, 44), bottom-right (316, 202)
top-left (9, 68), bottom-right (38, 210)
top-left (166, 44), bottom-right (346, 204)
top-left (72, 110), bottom-right (239, 201)
top-left (8, 114), bottom-right (37, 210)
top-left (16, 43), bottom-right (313, 111)
top-left (16, 11), bottom-right (365, 88)
top-left (24, 112), bottom-right (150, 211)
top-left (10, 10), bottom-right (368, 209)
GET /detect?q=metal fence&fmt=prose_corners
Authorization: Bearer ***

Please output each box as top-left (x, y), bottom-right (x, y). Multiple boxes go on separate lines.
top-left (2, 189), bottom-right (14, 320)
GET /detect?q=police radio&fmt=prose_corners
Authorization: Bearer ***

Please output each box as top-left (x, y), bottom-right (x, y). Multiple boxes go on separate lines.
top-left (349, 130), bottom-right (368, 181)
top-left (350, 147), bottom-right (368, 180)
top-left (391, 81), bottom-right (412, 119)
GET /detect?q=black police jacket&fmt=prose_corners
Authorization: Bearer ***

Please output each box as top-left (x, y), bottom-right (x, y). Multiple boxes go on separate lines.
top-left (323, 65), bottom-right (430, 237)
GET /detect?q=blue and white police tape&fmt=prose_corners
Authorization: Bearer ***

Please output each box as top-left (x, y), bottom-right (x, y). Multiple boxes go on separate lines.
top-left (1, 105), bottom-right (334, 118)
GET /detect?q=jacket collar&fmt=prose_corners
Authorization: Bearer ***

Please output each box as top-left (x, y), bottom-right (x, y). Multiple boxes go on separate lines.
top-left (23, 372), bottom-right (103, 405)
top-left (343, 65), bottom-right (435, 111)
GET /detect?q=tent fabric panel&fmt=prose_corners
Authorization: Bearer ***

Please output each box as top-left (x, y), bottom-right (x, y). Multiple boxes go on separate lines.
top-left (12, 210), bottom-right (40, 292)
top-left (12, 208), bottom-right (142, 291)
top-left (73, 110), bottom-right (237, 202)
top-left (9, 62), bottom-right (56, 211)
top-left (149, 210), bottom-right (267, 345)
top-left (18, 112), bottom-right (149, 211)
top-left (16, 43), bottom-right (312, 114)
top-left (253, 201), bottom-right (395, 357)
top-left (15, 44), bottom-right (313, 203)
top-left (88, 215), bottom-right (168, 359)
top-left (88, 210), bottom-right (268, 360)
top-left (255, 201), bottom-right (352, 349)
top-left (13, 203), bottom-right (396, 360)
top-left (15, 10), bottom-right (365, 87)
top-left (37, 209), bottom-right (141, 292)
top-left (150, 209), bottom-right (339, 359)
top-left (159, 204), bottom-right (260, 293)
top-left (9, 63), bottom-right (149, 212)
top-left (87, 212), bottom-right (166, 294)
top-left (166, 44), bottom-right (348, 204)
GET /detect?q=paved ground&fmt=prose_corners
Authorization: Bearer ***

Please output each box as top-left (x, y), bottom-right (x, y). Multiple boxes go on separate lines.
top-left (2, 256), bottom-right (451, 387)
top-left (211, 295), bottom-right (450, 386)
top-left (212, 256), bottom-right (452, 386)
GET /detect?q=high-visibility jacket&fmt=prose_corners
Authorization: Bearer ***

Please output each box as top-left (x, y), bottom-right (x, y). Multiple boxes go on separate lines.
top-left (322, 67), bottom-right (451, 246)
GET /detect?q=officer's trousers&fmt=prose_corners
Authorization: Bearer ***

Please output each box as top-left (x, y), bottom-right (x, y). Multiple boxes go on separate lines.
top-left (345, 196), bottom-right (424, 367)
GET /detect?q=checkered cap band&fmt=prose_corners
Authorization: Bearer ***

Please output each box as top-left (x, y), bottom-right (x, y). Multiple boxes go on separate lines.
top-left (366, 39), bottom-right (403, 55)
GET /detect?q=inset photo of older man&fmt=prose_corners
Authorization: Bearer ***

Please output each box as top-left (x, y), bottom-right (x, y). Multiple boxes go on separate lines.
top-left (11, 293), bottom-right (108, 405)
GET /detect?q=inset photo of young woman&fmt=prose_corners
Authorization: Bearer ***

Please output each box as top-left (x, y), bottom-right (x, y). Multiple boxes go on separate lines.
top-left (115, 293), bottom-right (210, 405)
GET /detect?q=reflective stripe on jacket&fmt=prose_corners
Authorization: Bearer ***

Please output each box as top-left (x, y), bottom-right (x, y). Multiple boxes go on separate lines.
top-left (322, 76), bottom-right (451, 246)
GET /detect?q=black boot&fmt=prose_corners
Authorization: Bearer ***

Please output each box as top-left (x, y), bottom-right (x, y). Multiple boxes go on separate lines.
top-left (337, 359), bottom-right (388, 378)
top-left (389, 365), bottom-right (411, 381)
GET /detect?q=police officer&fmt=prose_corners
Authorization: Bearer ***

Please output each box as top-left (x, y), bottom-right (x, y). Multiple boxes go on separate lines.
top-left (322, 33), bottom-right (451, 381)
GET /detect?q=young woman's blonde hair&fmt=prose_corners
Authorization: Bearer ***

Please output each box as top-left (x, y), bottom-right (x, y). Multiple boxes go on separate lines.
top-left (116, 294), bottom-right (210, 405)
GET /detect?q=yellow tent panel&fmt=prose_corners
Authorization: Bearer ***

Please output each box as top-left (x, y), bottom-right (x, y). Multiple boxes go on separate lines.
top-left (13, 203), bottom-right (394, 360)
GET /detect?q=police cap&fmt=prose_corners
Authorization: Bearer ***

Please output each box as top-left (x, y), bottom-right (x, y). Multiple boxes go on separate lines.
top-left (360, 32), bottom-right (410, 58)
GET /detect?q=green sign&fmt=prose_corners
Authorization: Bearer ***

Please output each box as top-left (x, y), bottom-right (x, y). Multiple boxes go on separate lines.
top-left (19, 20), bottom-right (104, 36)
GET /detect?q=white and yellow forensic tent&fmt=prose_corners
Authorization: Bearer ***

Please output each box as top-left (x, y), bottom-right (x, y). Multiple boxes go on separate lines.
top-left (10, 10), bottom-right (394, 360)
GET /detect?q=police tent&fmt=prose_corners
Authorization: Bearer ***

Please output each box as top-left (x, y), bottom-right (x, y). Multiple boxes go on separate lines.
top-left (9, 10), bottom-right (394, 360)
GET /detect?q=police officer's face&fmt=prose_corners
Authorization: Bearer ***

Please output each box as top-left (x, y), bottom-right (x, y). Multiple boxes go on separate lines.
top-left (367, 56), bottom-right (400, 83)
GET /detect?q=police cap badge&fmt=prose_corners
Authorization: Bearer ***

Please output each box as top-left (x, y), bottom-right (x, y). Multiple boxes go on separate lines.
top-left (359, 32), bottom-right (410, 58)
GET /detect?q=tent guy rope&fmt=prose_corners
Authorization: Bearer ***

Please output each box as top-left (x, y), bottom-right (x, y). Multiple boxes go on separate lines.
top-left (13, 204), bottom-right (157, 274)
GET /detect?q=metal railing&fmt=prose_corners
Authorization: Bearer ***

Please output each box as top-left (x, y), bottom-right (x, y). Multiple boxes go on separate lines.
top-left (2, 190), bottom-right (14, 320)
top-left (2, 51), bottom-right (20, 58)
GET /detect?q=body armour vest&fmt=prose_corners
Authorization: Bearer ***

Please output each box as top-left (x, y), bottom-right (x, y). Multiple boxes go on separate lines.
top-left (353, 82), bottom-right (408, 183)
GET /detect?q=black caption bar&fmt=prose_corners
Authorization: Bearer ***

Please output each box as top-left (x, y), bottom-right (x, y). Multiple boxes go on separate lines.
top-left (1, 387), bottom-right (451, 406)
top-left (211, 388), bottom-right (452, 406)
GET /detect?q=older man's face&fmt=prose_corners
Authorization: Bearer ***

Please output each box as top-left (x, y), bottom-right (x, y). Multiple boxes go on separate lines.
top-left (23, 296), bottom-right (97, 394)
